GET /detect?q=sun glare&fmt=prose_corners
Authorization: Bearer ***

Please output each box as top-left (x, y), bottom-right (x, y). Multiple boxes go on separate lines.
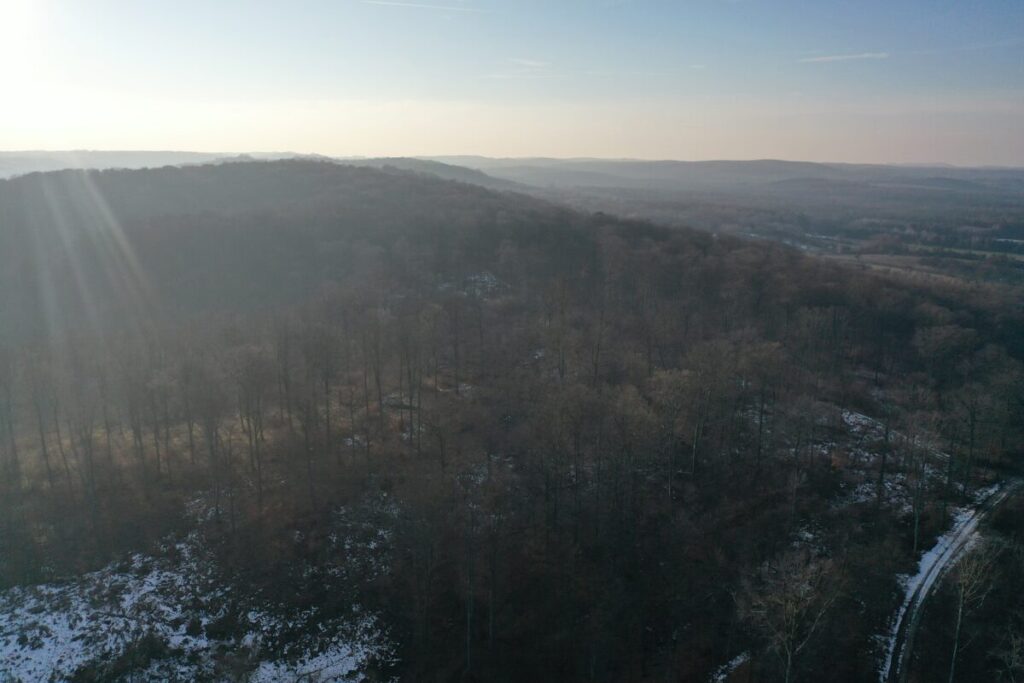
top-left (0, 0), bottom-right (41, 85)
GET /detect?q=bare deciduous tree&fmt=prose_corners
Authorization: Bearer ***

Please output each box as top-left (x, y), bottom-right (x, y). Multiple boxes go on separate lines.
top-left (948, 540), bottom-right (1000, 683)
top-left (738, 549), bottom-right (843, 683)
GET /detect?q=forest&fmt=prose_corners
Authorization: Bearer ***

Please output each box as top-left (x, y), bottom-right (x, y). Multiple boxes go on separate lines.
top-left (1, 160), bottom-right (1023, 682)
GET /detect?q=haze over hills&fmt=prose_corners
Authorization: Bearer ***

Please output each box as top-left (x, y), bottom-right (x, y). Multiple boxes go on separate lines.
top-left (0, 159), bottom-right (545, 344)
top-left (0, 151), bottom-right (529, 190)
top-left (2, 0), bottom-right (1023, 679)
top-left (433, 156), bottom-right (1024, 282)
top-left (428, 155), bottom-right (1024, 195)
top-left (5, 151), bottom-right (1023, 287)
top-left (342, 157), bottom-right (525, 192)
top-left (1, 158), bottom-right (1023, 682)
top-left (0, 151), bottom-right (324, 179)
top-left (7, 150), bottom-right (1022, 189)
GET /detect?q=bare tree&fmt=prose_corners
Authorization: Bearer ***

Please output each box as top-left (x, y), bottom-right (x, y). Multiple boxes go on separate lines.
top-left (903, 427), bottom-right (934, 554)
top-left (194, 358), bottom-right (229, 520)
top-left (232, 344), bottom-right (273, 512)
top-left (993, 627), bottom-right (1024, 683)
top-left (948, 540), bottom-right (1000, 683)
top-left (0, 346), bottom-right (21, 487)
top-left (738, 549), bottom-right (843, 683)
top-left (25, 352), bottom-right (57, 490)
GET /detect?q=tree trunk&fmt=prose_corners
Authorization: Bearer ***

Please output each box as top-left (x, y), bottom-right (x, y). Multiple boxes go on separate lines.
top-left (33, 400), bottom-right (55, 490)
top-left (949, 586), bottom-right (965, 683)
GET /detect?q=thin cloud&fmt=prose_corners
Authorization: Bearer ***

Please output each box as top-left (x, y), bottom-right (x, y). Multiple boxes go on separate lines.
top-left (360, 0), bottom-right (486, 12)
top-left (482, 72), bottom-right (559, 80)
top-left (483, 57), bottom-right (555, 80)
top-left (799, 52), bottom-right (889, 63)
top-left (510, 58), bottom-right (549, 68)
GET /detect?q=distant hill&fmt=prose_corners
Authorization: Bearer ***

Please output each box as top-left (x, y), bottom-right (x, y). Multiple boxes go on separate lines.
top-left (341, 157), bottom-right (524, 192)
top-left (427, 156), bottom-right (1024, 196)
top-left (0, 159), bottom-right (591, 343)
top-left (425, 156), bottom-right (1024, 260)
top-left (0, 150), bottom-right (315, 179)
top-left (10, 151), bottom-right (1021, 200)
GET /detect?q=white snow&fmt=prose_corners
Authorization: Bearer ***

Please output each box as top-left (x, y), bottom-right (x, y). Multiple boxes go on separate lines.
top-left (0, 534), bottom-right (213, 682)
top-left (877, 482), bottom-right (1010, 682)
top-left (249, 616), bottom-right (388, 683)
top-left (842, 410), bottom-right (882, 433)
top-left (972, 482), bottom-right (1001, 504)
top-left (836, 473), bottom-right (914, 516)
top-left (0, 532), bottom-right (393, 682)
top-left (710, 651), bottom-right (750, 682)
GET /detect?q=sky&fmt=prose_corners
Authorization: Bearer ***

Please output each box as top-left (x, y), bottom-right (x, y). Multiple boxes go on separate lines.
top-left (1, 0), bottom-right (1022, 165)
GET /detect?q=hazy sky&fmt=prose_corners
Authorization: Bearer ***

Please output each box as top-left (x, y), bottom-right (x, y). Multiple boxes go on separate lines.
top-left (2, 0), bottom-right (1022, 164)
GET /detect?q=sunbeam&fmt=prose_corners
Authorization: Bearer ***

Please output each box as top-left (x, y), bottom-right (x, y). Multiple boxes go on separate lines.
top-left (76, 170), bottom-right (157, 332)
top-left (38, 176), bottom-right (105, 343)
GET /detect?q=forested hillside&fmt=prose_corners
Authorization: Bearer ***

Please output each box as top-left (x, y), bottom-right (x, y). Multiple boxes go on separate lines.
top-left (1, 160), bottom-right (1022, 681)
top-left (429, 157), bottom-right (1024, 286)
top-left (0, 161), bottom-right (550, 342)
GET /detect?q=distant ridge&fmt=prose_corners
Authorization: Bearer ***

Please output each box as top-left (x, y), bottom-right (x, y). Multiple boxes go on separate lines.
top-left (0, 150), bottom-right (315, 179)
top-left (425, 155), bottom-right (1024, 196)
top-left (341, 157), bottom-right (525, 192)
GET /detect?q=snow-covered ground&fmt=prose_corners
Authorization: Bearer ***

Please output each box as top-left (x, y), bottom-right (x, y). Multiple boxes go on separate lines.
top-left (877, 481), bottom-right (1013, 682)
top-left (248, 617), bottom-right (390, 683)
top-left (0, 530), bottom-right (394, 682)
top-left (709, 651), bottom-right (749, 683)
top-left (839, 410), bottom-right (948, 465)
top-left (826, 410), bottom-right (954, 516)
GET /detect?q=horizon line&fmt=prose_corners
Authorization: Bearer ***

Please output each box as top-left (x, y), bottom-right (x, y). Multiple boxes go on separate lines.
top-left (1, 149), bottom-right (1023, 170)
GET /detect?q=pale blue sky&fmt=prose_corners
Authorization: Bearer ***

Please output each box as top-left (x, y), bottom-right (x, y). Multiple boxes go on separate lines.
top-left (2, 0), bottom-right (1022, 163)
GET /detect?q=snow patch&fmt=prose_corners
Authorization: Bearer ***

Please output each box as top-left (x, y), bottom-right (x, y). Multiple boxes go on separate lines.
top-left (710, 651), bottom-right (750, 682)
top-left (0, 532), bottom-right (393, 682)
top-left (877, 482), bottom-right (1009, 682)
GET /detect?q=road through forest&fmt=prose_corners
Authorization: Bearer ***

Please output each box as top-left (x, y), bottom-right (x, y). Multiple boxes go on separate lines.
top-left (881, 480), bottom-right (1021, 683)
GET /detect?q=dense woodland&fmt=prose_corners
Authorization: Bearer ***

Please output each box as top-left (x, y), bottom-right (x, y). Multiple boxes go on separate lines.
top-left (1, 160), bottom-right (1023, 681)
